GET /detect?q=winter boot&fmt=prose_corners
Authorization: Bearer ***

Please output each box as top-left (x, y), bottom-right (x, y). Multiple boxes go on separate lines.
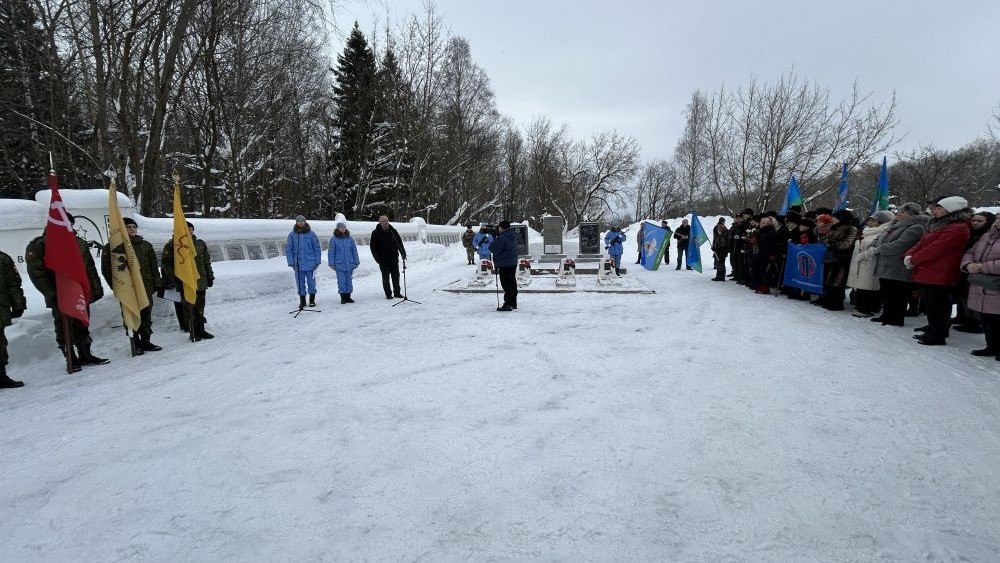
top-left (58, 346), bottom-right (83, 372)
top-left (309, 293), bottom-right (316, 307)
top-left (0, 365), bottom-right (24, 388)
top-left (76, 343), bottom-right (110, 365)
top-left (131, 334), bottom-right (145, 356)
top-left (299, 295), bottom-right (306, 310)
top-left (497, 304), bottom-right (513, 312)
top-left (340, 293), bottom-right (347, 304)
top-left (345, 293), bottom-right (355, 304)
top-left (140, 334), bottom-right (162, 352)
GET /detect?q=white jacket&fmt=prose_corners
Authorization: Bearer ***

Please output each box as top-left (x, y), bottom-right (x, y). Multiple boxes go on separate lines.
top-left (847, 223), bottom-right (892, 291)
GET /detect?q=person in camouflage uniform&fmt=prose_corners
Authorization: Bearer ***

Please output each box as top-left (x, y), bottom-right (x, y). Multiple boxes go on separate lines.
top-left (24, 215), bottom-right (108, 369)
top-left (161, 221), bottom-right (214, 340)
top-left (0, 250), bottom-right (28, 388)
top-left (101, 217), bottom-right (163, 353)
top-left (461, 225), bottom-right (475, 265)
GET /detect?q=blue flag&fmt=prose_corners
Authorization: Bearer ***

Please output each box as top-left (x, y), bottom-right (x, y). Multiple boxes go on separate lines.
top-left (833, 162), bottom-right (849, 213)
top-left (686, 211), bottom-right (709, 272)
top-left (781, 242), bottom-right (826, 294)
top-left (870, 156), bottom-right (889, 214)
top-left (640, 222), bottom-right (668, 270)
top-left (779, 175), bottom-right (803, 215)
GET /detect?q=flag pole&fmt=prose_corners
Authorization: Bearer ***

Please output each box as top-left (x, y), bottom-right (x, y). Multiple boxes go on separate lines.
top-left (62, 316), bottom-right (74, 374)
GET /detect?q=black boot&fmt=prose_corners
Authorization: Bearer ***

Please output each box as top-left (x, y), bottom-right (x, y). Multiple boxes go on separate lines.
top-left (309, 293), bottom-right (316, 307)
top-left (131, 334), bottom-right (145, 356)
top-left (76, 343), bottom-right (110, 365)
top-left (0, 365), bottom-right (24, 388)
top-left (59, 346), bottom-right (83, 372)
top-left (345, 293), bottom-right (355, 303)
top-left (299, 295), bottom-right (306, 310)
top-left (140, 334), bottom-right (162, 352)
top-left (340, 293), bottom-right (347, 304)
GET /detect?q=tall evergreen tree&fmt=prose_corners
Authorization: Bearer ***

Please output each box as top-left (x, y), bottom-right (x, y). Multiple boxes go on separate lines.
top-left (330, 22), bottom-right (379, 218)
top-left (0, 0), bottom-right (88, 198)
top-left (371, 47), bottom-right (415, 219)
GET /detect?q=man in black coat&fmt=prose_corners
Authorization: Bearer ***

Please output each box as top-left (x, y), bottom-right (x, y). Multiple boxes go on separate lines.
top-left (490, 220), bottom-right (519, 311)
top-left (673, 219), bottom-right (692, 270)
top-left (370, 215), bottom-right (408, 299)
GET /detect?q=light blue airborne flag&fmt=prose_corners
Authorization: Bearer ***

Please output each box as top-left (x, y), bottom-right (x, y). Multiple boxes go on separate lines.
top-left (781, 242), bottom-right (827, 294)
top-left (686, 211), bottom-right (710, 272)
top-left (641, 221), bottom-right (669, 270)
top-left (779, 175), bottom-right (803, 215)
top-left (870, 156), bottom-right (890, 214)
top-left (833, 162), bottom-right (850, 213)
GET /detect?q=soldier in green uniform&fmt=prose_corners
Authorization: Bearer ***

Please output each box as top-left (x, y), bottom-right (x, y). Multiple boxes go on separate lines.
top-left (24, 214), bottom-right (109, 369)
top-left (0, 250), bottom-right (28, 388)
top-left (161, 221), bottom-right (215, 340)
top-left (101, 217), bottom-right (163, 353)
top-left (462, 225), bottom-right (475, 265)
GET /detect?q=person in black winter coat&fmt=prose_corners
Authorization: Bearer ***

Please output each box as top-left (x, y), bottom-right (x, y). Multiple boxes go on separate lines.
top-left (751, 217), bottom-right (779, 293)
top-left (490, 221), bottom-right (519, 311)
top-left (370, 215), bottom-right (408, 299)
top-left (673, 219), bottom-right (692, 270)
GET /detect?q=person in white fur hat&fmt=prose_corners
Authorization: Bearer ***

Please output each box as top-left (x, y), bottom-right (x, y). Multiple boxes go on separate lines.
top-left (905, 195), bottom-right (972, 345)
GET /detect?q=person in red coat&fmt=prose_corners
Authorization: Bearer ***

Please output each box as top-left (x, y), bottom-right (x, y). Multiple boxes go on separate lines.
top-left (905, 196), bottom-right (972, 345)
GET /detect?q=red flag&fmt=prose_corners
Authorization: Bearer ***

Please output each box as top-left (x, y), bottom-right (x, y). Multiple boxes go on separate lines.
top-left (44, 172), bottom-right (91, 326)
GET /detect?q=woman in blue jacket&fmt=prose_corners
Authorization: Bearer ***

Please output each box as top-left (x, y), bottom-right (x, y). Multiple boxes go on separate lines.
top-left (473, 228), bottom-right (494, 260)
top-left (328, 222), bottom-right (360, 304)
top-left (286, 215), bottom-right (322, 309)
top-left (605, 227), bottom-right (626, 275)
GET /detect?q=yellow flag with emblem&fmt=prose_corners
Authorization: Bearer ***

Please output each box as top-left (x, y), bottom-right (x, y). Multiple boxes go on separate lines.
top-left (172, 183), bottom-right (200, 304)
top-left (107, 179), bottom-right (149, 330)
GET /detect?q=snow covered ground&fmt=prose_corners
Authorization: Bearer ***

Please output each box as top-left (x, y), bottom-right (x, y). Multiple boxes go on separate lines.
top-left (2, 239), bottom-right (1000, 562)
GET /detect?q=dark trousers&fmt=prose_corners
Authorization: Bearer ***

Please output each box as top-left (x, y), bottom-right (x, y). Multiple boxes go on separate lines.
top-left (713, 251), bottom-right (728, 278)
top-left (953, 279), bottom-right (980, 329)
top-left (498, 265), bottom-right (518, 308)
top-left (465, 247), bottom-right (475, 263)
top-left (139, 293), bottom-right (154, 336)
top-left (922, 284), bottom-right (954, 341)
top-left (853, 289), bottom-right (881, 314)
top-left (51, 307), bottom-right (92, 349)
top-left (878, 278), bottom-right (911, 326)
top-left (172, 290), bottom-right (207, 333)
top-left (379, 261), bottom-right (401, 296)
top-left (675, 245), bottom-right (687, 269)
top-left (982, 313), bottom-right (1000, 351)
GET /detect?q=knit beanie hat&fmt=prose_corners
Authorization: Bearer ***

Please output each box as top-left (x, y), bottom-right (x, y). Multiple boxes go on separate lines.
top-left (336, 221), bottom-right (347, 229)
top-left (869, 210), bottom-right (895, 224)
top-left (295, 214), bottom-right (306, 222)
top-left (935, 196), bottom-right (969, 213)
top-left (815, 214), bottom-right (835, 225)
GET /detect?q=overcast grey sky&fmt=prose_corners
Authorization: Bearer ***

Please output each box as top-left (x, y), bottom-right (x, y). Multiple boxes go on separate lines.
top-left (338, 0), bottom-right (1000, 162)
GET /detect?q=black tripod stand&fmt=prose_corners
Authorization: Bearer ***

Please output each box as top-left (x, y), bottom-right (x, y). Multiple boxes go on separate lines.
top-left (392, 262), bottom-right (421, 306)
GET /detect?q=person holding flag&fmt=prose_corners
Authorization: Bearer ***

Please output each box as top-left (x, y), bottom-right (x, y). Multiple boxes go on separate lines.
top-left (101, 208), bottom-right (163, 354)
top-left (162, 221), bottom-right (214, 340)
top-left (25, 172), bottom-right (108, 370)
top-left (639, 222), bottom-right (670, 270)
top-left (673, 219), bottom-right (692, 270)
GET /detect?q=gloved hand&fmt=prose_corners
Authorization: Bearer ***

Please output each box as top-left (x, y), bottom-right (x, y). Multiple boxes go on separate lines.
top-left (11, 308), bottom-right (24, 319)
top-left (903, 256), bottom-right (913, 269)
top-left (207, 278), bottom-right (214, 288)
top-left (156, 288), bottom-right (165, 299)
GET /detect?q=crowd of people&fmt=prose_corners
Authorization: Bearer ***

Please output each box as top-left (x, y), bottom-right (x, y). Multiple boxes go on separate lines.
top-left (697, 195), bottom-right (1000, 360)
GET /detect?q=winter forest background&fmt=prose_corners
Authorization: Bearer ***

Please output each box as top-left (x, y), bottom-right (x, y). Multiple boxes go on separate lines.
top-left (3, 0), bottom-right (1000, 230)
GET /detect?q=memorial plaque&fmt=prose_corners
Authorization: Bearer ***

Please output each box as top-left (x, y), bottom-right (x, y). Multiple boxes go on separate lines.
top-left (579, 222), bottom-right (601, 255)
top-left (542, 216), bottom-right (563, 254)
top-left (511, 224), bottom-right (529, 256)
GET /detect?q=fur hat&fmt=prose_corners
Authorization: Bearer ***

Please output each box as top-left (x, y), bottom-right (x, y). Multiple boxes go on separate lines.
top-left (799, 217), bottom-right (816, 229)
top-left (935, 196), bottom-right (969, 213)
top-left (898, 202), bottom-right (923, 217)
top-left (498, 220), bottom-right (511, 229)
top-left (832, 209), bottom-right (855, 223)
top-left (815, 214), bottom-right (835, 225)
top-left (785, 211), bottom-right (802, 224)
top-left (869, 210), bottom-right (895, 224)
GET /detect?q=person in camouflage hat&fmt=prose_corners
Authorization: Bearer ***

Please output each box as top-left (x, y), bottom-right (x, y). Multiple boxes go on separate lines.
top-left (24, 214), bottom-right (108, 370)
top-left (161, 221), bottom-right (215, 340)
top-left (102, 217), bottom-right (163, 353)
top-left (0, 250), bottom-right (28, 388)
